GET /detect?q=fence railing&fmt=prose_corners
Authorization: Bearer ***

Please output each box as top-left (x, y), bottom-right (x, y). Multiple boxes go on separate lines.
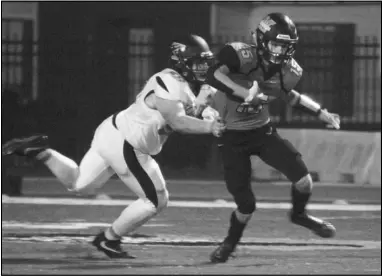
top-left (2, 35), bottom-right (381, 131)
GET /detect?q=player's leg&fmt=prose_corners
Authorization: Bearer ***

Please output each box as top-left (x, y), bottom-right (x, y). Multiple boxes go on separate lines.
top-left (91, 120), bottom-right (169, 258)
top-left (1, 134), bottom-right (114, 194)
top-left (107, 145), bottom-right (169, 239)
top-left (2, 134), bottom-right (48, 157)
top-left (258, 127), bottom-right (335, 238)
top-left (210, 135), bottom-right (254, 263)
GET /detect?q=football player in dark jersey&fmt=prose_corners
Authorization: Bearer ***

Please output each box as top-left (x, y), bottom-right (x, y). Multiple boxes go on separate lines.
top-left (206, 13), bottom-right (340, 263)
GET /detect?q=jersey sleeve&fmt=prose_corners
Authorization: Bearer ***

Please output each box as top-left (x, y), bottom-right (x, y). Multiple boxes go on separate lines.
top-left (216, 44), bottom-right (241, 73)
top-left (154, 71), bottom-right (183, 101)
top-left (196, 84), bottom-right (217, 105)
top-left (281, 58), bottom-right (303, 92)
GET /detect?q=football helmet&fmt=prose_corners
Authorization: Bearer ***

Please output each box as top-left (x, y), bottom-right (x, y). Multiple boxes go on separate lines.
top-left (170, 34), bottom-right (215, 83)
top-left (252, 13), bottom-right (298, 64)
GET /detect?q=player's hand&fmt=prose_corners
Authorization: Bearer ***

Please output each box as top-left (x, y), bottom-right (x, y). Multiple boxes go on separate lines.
top-left (319, 109), bottom-right (341, 130)
top-left (202, 106), bottom-right (220, 121)
top-left (243, 92), bottom-right (268, 106)
top-left (210, 117), bottom-right (226, 137)
top-left (194, 103), bottom-right (207, 118)
top-left (244, 81), bottom-right (260, 103)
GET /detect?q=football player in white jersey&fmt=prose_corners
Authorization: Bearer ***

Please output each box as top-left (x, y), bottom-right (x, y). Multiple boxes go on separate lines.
top-left (2, 34), bottom-right (224, 259)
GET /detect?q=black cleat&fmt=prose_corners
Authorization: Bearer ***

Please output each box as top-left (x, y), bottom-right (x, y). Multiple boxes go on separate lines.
top-left (91, 232), bottom-right (136, 259)
top-left (2, 135), bottom-right (49, 158)
top-left (290, 212), bottom-right (336, 238)
top-left (210, 240), bottom-right (236, 263)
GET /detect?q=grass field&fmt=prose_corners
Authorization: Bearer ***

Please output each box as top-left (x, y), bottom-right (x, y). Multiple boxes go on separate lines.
top-left (1, 178), bottom-right (381, 275)
top-left (2, 190), bottom-right (381, 274)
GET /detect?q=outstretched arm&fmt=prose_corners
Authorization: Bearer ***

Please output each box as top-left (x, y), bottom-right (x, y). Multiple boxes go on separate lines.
top-left (287, 89), bottom-right (341, 129)
top-left (155, 97), bottom-right (225, 136)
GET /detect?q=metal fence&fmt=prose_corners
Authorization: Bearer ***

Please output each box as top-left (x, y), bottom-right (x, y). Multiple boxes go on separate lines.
top-left (1, 19), bottom-right (36, 101)
top-left (2, 31), bottom-right (381, 131)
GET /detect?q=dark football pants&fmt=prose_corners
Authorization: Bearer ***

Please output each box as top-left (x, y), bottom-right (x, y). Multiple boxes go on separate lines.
top-left (218, 123), bottom-right (309, 214)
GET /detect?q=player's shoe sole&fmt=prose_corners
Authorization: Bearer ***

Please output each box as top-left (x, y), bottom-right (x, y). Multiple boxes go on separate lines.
top-left (290, 212), bottom-right (336, 238)
top-left (91, 232), bottom-right (136, 259)
top-left (2, 135), bottom-right (49, 157)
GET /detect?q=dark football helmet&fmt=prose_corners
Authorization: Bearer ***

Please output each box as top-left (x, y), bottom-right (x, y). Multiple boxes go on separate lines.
top-left (252, 13), bottom-right (298, 64)
top-left (170, 34), bottom-right (215, 83)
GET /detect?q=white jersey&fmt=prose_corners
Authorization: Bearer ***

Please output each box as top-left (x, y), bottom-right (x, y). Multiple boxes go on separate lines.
top-left (115, 68), bottom-right (197, 155)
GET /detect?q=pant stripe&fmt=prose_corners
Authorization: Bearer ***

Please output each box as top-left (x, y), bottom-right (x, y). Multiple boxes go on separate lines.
top-left (112, 112), bottom-right (119, 129)
top-left (122, 140), bottom-right (158, 207)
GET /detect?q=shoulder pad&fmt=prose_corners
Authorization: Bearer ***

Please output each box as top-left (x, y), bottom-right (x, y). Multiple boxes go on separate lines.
top-left (226, 42), bottom-right (257, 73)
top-left (154, 70), bottom-right (185, 101)
top-left (228, 42), bottom-right (251, 51)
top-left (281, 58), bottom-right (303, 91)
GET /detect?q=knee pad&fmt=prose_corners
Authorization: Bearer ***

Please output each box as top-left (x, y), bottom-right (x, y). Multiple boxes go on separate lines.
top-left (235, 209), bottom-right (253, 224)
top-left (294, 174), bottom-right (313, 193)
top-left (155, 189), bottom-right (169, 213)
top-left (235, 191), bottom-right (256, 214)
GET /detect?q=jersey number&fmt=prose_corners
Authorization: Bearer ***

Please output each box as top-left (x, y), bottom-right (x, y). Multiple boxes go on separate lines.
top-left (240, 49), bottom-right (252, 59)
top-left (236, 103), bottom-right (263, 114)
top-left (290, 59), bottom-right (302, 76)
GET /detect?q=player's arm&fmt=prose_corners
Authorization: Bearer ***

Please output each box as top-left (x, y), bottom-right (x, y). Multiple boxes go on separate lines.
top-left (201, 106), bottom-right (220, 121)
top-left (287, 89), bottom-right (322, 115)
top-left (206, 44), bottom-right (259, 101)
top-left (280, 60), bottom-right (340, 129)
top-left (194, 84), bottom-right (217, 118)
top-left (153, 75), bottom-right (224, 135)
top-left (287, 89), bottom-right (340, 129)
top-left (280, 59), bottom-right (323, 115)
top-left (156, 97), bottom-right (223, 134)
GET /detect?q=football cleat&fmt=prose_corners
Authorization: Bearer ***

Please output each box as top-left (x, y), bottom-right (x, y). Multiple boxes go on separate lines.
top-left (290, 212), bottom-right (336, 238)
top-left (92, 232), bottom-right (136, 259)
top-left (1, 135), bottom-right (49, 158)
top-left (210, 240), bottom-right (236, 263)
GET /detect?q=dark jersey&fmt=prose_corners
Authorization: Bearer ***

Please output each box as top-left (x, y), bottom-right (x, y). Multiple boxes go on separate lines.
top-left (206, 42), bottom-right (303, 130)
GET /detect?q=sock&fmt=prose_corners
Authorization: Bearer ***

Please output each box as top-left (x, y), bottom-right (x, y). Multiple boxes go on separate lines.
top-left (224, 211), bottom-right (248, 246)
top-left (111, 198), bottom-right (158, 237)
top-left (291, 185), bottom-right (311, 215)
top-left (38, 149), bottom-right (79, 190)
top-left (36, 149), bottom-right (51, 162)
top-left (235, 209), bottom-right (252, 224)
top-left (104, 226), bottom-right (121, 241)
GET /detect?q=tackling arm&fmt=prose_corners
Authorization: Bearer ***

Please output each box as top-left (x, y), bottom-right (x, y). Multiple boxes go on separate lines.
top-left (153, 72), bottom-right (225, 135)
top-left (194, 84), bottom-right (217, 118)
top-left (201, 106), bottom-right (220, 121)
top-left (155, 97), bottom-right (214, 134)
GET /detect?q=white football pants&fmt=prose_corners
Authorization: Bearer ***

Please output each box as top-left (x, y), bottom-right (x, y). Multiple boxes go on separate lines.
top-left (42, 115), bottom-right (169, 236)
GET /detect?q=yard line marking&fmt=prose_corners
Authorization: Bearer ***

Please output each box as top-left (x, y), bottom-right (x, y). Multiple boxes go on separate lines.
top-left (1, 221), bottom-right (172, 230)
top-left (320, 215), bottom-right (381, 220)
top-left (2, 196), bottom-right (381, 211)
top-left (2, 234), bottom-right (380, 250)
top-left (24, 177), bottom-right (381, 188)
top-left (2, 222), bottom-right (109, 230)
